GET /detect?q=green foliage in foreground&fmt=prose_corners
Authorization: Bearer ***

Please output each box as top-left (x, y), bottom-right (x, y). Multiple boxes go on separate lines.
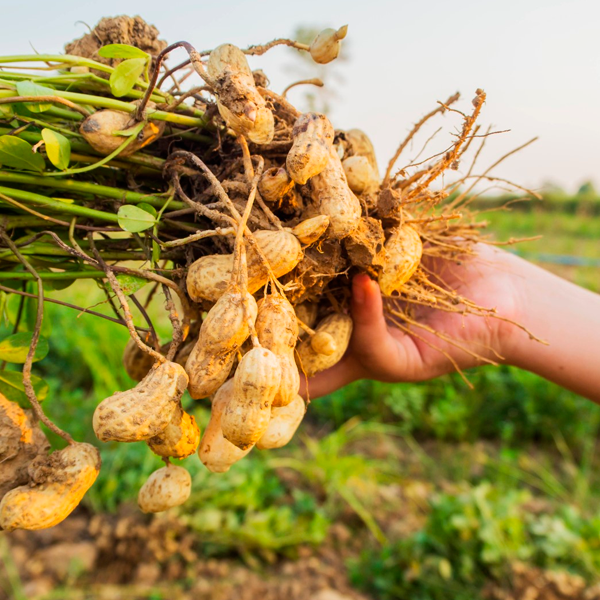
top-left (350, 482), bottom-right (600, 599)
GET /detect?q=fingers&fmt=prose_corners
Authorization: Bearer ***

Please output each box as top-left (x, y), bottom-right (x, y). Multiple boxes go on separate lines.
top-left (350, 274), bottom-right (403, 370)
top-left (299, 354), bottom-right (363, 399)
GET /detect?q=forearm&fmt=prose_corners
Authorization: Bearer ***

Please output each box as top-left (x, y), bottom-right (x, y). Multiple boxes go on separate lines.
top-left (504, 255), bottom-right (600, 402)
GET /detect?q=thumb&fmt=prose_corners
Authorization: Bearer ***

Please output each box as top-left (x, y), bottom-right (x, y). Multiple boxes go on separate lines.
top-left (351, 274), bottom-right (390, 348)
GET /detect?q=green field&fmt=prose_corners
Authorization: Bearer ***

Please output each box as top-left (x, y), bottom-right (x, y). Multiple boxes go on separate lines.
top-left (1, 204), bottom-right (600, 600)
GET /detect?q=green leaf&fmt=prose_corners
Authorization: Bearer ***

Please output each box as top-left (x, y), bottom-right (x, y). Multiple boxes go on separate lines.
top-left (0, 370), bottom-right (49, 408)
top-left (41, 128), bottom-right (71, 170)
top-left (105, 274), bottom-right (148, 296)
top-left (98, 44), bottom-right (150, 60)
top-left (0, 135), bottom-right (45, 172)
top-left (137, 202), bottom-right (157, 218)
top-left (0, 332), bottom-right (49, 363)
top-left (109, 58), bottom-right (146, 97)
top-left (15, 80), bottom-right (55, 113)
top-left (117, 204), bottom-right (156, 232)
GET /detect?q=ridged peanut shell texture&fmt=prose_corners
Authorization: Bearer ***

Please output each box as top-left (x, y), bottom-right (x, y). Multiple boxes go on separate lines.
top-left (185, 290), bottom-right (257, 399)
top-left (208, 44), bottom-right (274, 145)
top-left (296, 313), bottom-right (353, 377)
top-left (186, 230), bottom-right (303, 303)
top-left (310, 145), bottom-right (361, 239)
top-left (80, 109), bottom-right (164, 156)
top-left (147, 404), bottom-right (200, 459)
top-left (221, 347), bottom-right (282, 450)
top-left (286, 112), bottom-right (335, 185)
top-left (379, 225), bottom-right (423, 295)
top-left (137, 465), bottom-right (191, 514)
top-left (257, 395), bottom-right (306, 450)
top-left (0, 443), bottom-right (101, 531)
top-left (256, 295), bottom-right (300, 407)
top-left (93, 361), bottom-right (189, 442)
top-left (199, 380), bottom-right (253, 473)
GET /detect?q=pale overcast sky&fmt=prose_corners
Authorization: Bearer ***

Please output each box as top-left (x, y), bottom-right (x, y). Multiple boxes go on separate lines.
top-left (2, 0), bottom-right (599, 192)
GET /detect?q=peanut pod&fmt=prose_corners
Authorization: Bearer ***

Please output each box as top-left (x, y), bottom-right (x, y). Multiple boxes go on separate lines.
top-left (296, 313), bottom-right (353, 377)
top-left (259, 167), bottom-right (294, 203)
top-left (256, 394), bottom-right (306, 450)
top-left (199, 380), bottom-right (252, 473)
top-left (286, 112), bottom-right (335, 185)
top-left (147, 403), bottom-right (201, 459)
top-left (221, 347), bottom-right (282, 450)
top-left (186, 230), bottom-right (303, 303)
top-left (80, 109), bottom-right (165, 156)
top-left (93, 360), bottom-right (188, 442)
top-left (309, 26), bottom-right (348, 65)
top-left (310, 145), bottom-right (361, 240)
top-left (342, 155), bottom-right (379, 195)
top-left (346, 128), bottom-right (379, 172)
top-left (378, 224), bottom-right (423, 295)
top-left (207, 44), bottom-right (274, 144)
top-left (185, 289), bottom-right (257, 399)
top-left (137, 465), bottom-right (191, 514)
top-left (256, 295), bottom-right (300, 407)
top-left (291, 215), bottom-right (330, 246)
top-left (0, 443), bottom-right (101, 531)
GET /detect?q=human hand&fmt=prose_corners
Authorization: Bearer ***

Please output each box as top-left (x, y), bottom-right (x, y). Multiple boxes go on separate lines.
top-left (301, 244), bottom-right (526, 398)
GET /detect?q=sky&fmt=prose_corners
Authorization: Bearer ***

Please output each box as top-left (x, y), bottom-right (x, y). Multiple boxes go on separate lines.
top-left (1, 0), bottom-right (599, 192)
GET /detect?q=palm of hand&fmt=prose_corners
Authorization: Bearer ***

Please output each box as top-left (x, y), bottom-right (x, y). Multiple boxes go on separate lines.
top-left (304, 244), bottom-right (524, 398)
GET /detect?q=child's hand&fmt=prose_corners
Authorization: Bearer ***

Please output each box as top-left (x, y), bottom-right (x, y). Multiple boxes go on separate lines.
top-left (302, 244), bottom-right (524, 398)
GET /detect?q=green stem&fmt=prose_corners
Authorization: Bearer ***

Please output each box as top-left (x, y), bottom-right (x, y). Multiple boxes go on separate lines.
top-left (0, 171), bottom-right (184, 210)
top-left (0, 270), bottom-right (106, 280)
top-left (0, 127), bottom-right (179, 171)
top-left (0, 186), bottom-right (119, 222)
top-left (0, 89), bottom-right (208, 129)
top-left (0, 54), bottom-right (168, 96)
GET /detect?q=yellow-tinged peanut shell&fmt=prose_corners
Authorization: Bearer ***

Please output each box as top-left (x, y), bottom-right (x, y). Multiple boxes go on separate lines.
top-left (208, 44), bottom-right (274, 145)
top-left (296, 313), bottom-right (353, 377)
top-left (256, 394), bottom-right (306, 450)
top-left (80, 109), bottom-right (165, 156)
top-left (310, 331), bottom-right (337, 356)
top-left (147, 404), bottom-right (200, 459)
top-left (259, 167), bottom-right (294, 203)
top-left (295, 302), bottom-right (318, 335)
top-left (185, 290), bottom-right (257, 399)
top-left (310, 145), bottom-right (361, 239)
top-left (291, 215), bottom-right (330, 245)
top-left (309, 26), bottom-right (348, 64)
top-left (93, 361), bottom-right (188, 442)
top-left (186, 230), bottom-right (303, 303)
top-left (342, 155), bottom-right (379, 195)
top-left (137, 465), bottom-right (191, 514)
top-left (256, 295), bottom-right (300, 407)
top-left (0, 443), bottom-right (101, 531)
top-left (0, 394), bottom-right (49, 498)
top-left (199, 380), bottom-right (252, 473)
top-left (379, 225), bottom-right (423, 295)
top-left (346, 128), bottom-right (378, 172)
top-left (286, 112), bottom-right (335, 184)
top-left (221, 347), bottom-right (282, 450)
